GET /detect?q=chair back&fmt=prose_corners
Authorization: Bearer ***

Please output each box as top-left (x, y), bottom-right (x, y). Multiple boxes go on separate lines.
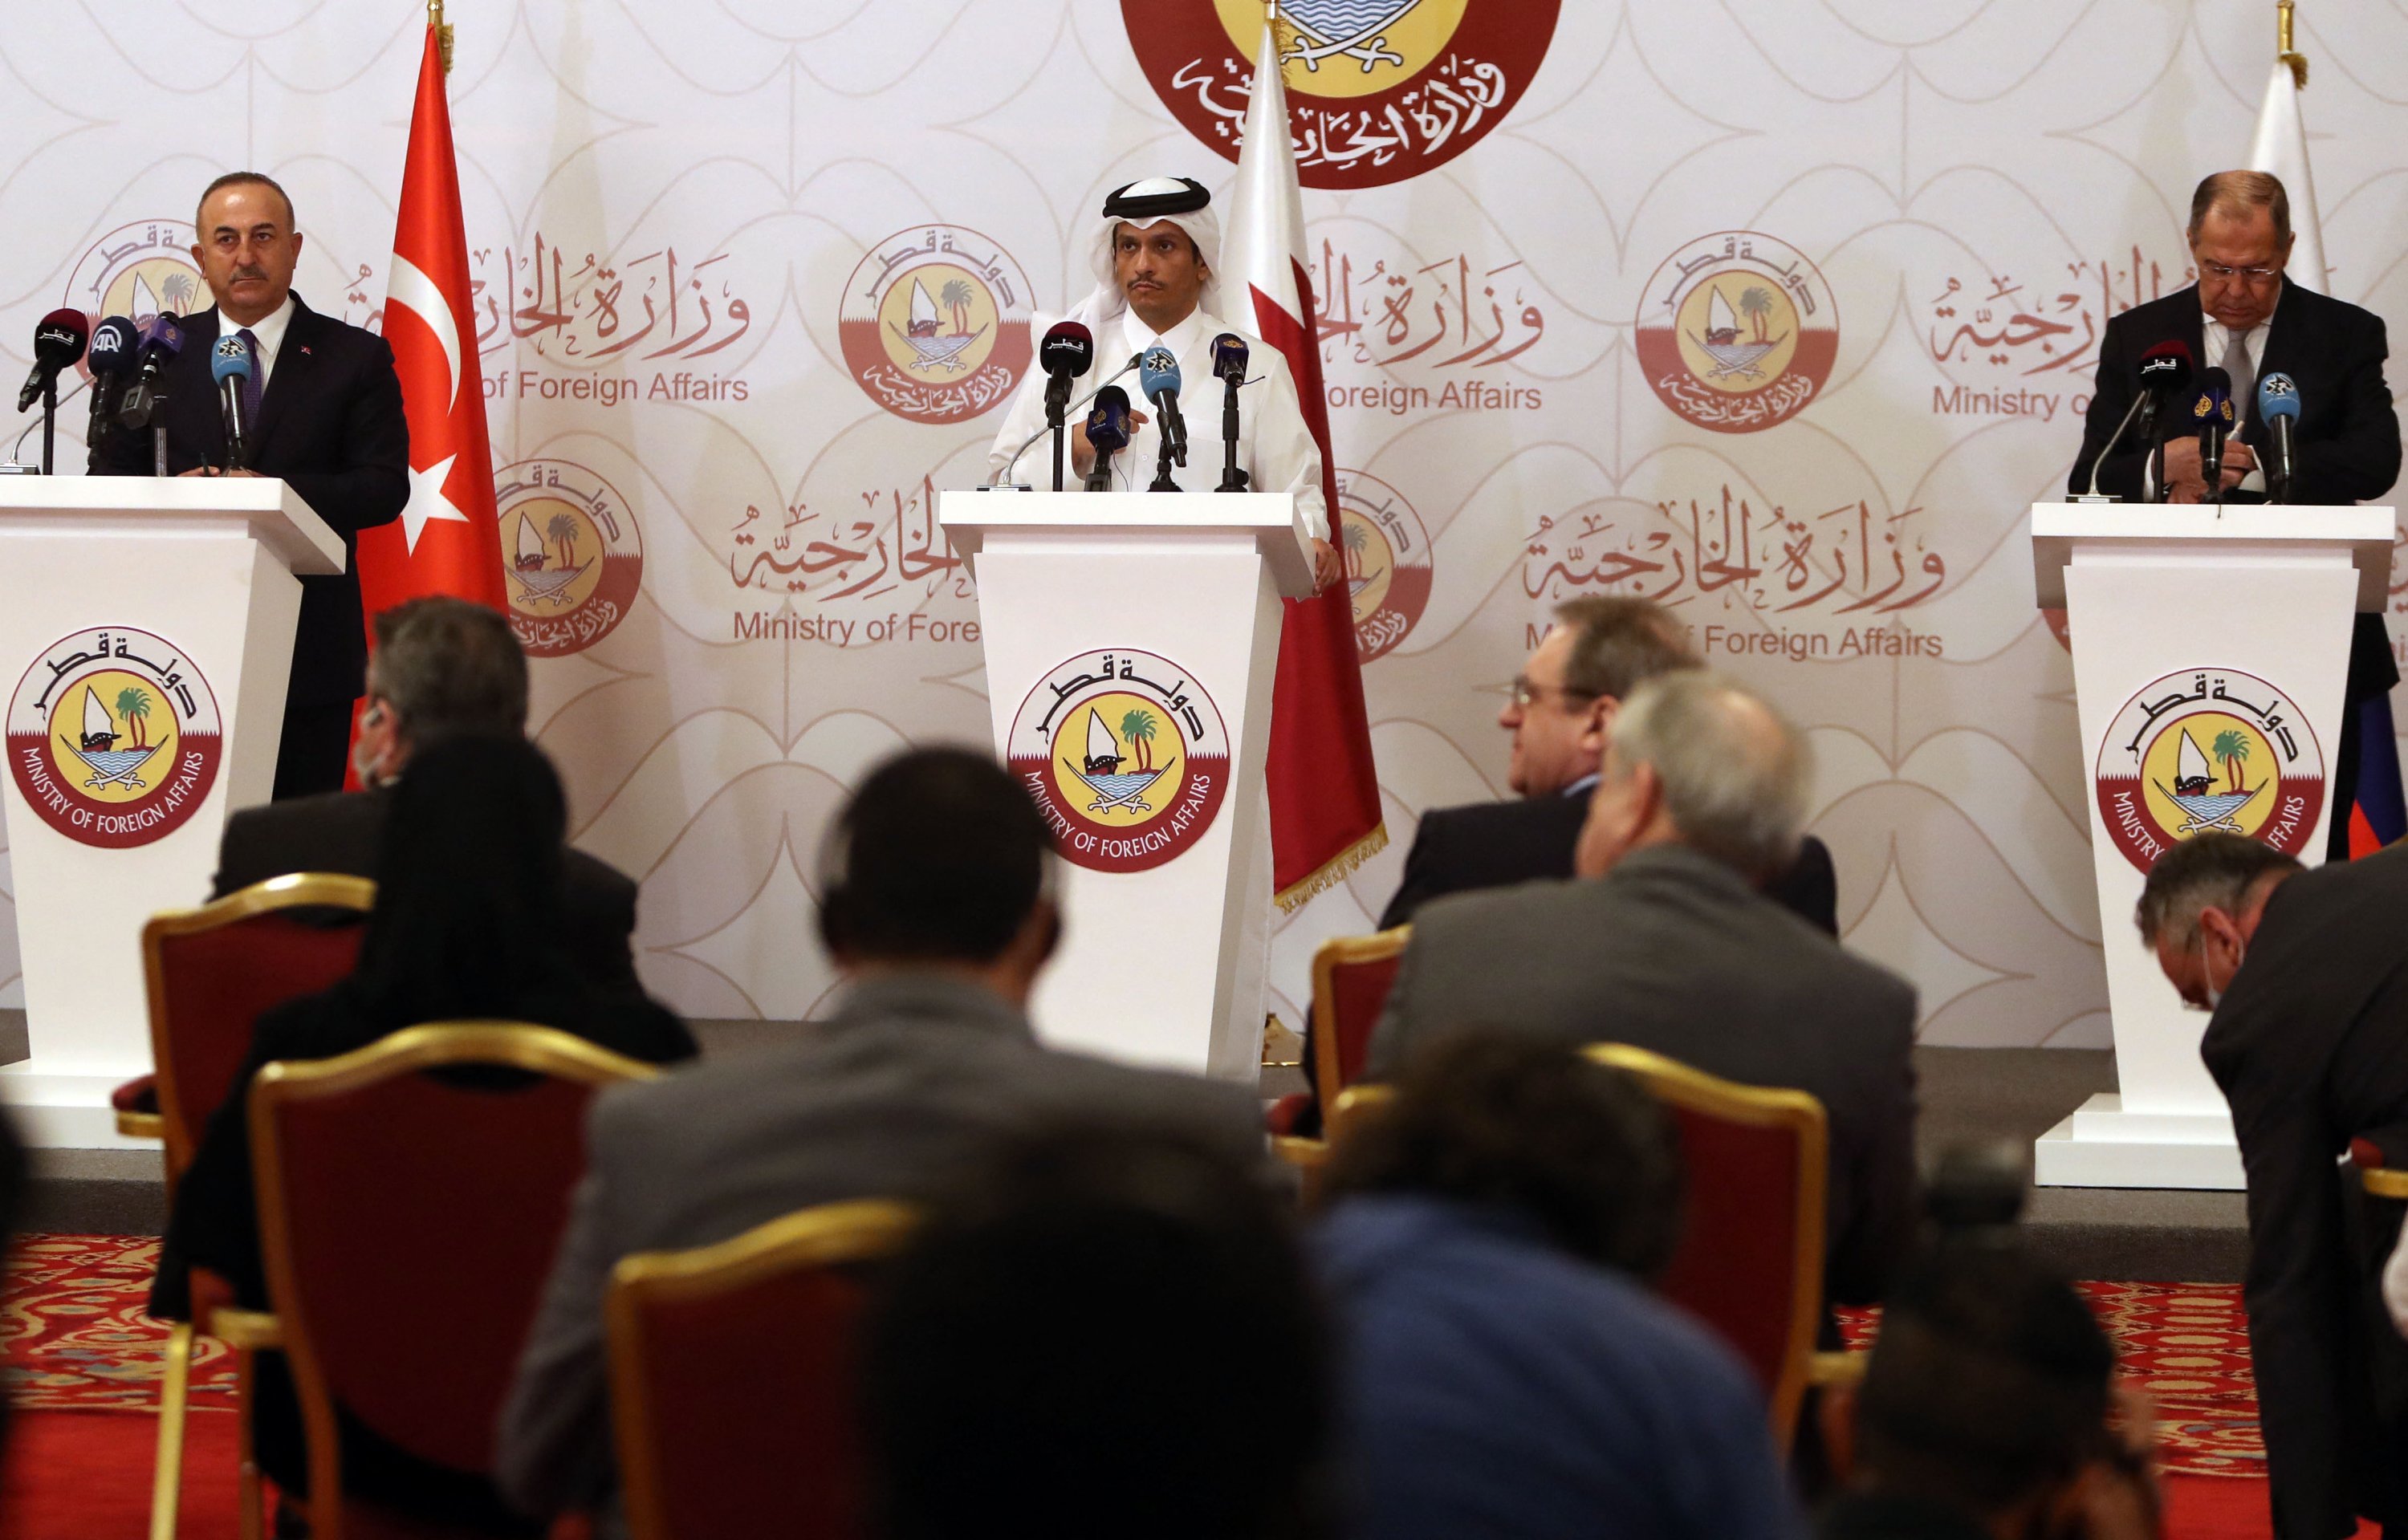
top-left (1309, 926), bottom-right (1409, 1109)
top-left (608, 1201), bottom-right (919, 1540)
top-left (1584, 1043), bottom-right (1828, 1445)
top-left (248, 1022), bottom-right (658, 1540)
top-left (142, 873), bottom-right (374, 1182)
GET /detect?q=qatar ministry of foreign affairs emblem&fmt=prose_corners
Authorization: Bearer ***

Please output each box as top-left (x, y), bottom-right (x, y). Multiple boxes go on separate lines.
top-left (8, 627), bottom-right (222, 849)
top-left (1009, 649), bottom-right (1231, 873)
top-left (2094, 668), bottom-right (2326, 874)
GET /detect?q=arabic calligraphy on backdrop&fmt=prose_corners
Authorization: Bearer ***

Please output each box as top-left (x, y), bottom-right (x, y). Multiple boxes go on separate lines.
top-left (1924, 246), bottom-right (2190, 417)
top-left (1125, 0), bottom-right (1560, 189)
top-left (839, 224), bottom-right (1033, 425)
top-left (1524, 486), bottom-right (1950, 659)
top-left (727, 474), bottom-right (976, 645)
top-left (1635, 232), bottom-right (1840, 435)
top-left (495, 459), bottom-right (645, 658)
top-left (470, 234), bottom-right (755, 370)
top-left (1311, 238), bottom-right (1548, 388)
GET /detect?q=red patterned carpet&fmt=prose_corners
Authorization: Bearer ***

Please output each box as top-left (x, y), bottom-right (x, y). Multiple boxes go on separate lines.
top-left (0, 1236), bottom-right (2368, 1538)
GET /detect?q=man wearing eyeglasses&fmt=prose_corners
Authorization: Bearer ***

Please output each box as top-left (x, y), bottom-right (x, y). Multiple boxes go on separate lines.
top-left (2070, 170), bottom-right (2401, 859)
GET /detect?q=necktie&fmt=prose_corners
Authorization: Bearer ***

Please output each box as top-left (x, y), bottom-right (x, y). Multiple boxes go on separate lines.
top-left (2220, 327), bottom-right (2252, 429)
top-left (236, 327), bottom-right (264, 429)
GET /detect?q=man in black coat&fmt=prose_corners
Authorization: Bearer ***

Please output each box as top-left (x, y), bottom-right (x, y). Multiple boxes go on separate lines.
top-left (2071, 170), bottom-right (2402, 857)
top-left (1379, 595), bottom-right (1838, 933)
top-left (90, 171), bottom-right (409, 800)
top-left (2138, 833), bottom-right (2408, 1538)
top-left (210, 595), bottom-right (641, 989)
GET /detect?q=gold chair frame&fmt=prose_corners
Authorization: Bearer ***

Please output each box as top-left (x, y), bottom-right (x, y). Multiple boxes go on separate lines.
top-left (605, 1199), bottom-right (921, 1540)
top-left (1582, 1042), bottom-right (1830, 1446)
top-left (136, 872), bottom-right (374, 1540)
top-left (1308, 925), bottom-right (1409, 1115)
top-left (246, 1022), bottom-right (660, 1540)
top-left (2366, 1166), bottom-right (2408, 1200)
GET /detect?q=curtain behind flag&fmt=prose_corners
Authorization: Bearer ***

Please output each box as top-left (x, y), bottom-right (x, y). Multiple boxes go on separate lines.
top-left (360, 24), bottom-right (505, 622)
top-left (1225, 15), bottom-right (1386, 909)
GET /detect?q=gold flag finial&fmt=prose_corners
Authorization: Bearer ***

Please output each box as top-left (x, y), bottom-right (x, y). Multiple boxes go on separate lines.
top-left (429, 0), bottom-right (454, 75)
top-left (2278, 1), bottom-right (2308, 90)
top-left (1265, 0), bottom-right (1297, 74)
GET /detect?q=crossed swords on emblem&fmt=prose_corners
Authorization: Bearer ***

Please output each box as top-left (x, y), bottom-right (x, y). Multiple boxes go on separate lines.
top-left (1280, 0), bottom-right (1420, 72)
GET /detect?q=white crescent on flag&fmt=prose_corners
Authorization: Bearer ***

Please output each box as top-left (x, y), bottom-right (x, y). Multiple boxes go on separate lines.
top-left (385, 252), bottom-right (462, 413)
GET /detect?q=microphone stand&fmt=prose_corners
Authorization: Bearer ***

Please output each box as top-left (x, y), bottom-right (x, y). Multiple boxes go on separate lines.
top-left (38, 379), bottom-right (55, 476)
top-left (1215, 374), bottom-right (1247, 492)
top-left (152, 391), bottom-right (169, 479)
top-left (1149, 423), bottom-right (1181, 492)
top-left (1043, 376), bottom-right (1070, 493)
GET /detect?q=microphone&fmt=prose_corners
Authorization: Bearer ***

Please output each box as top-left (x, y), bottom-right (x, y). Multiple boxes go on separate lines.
top-left (994, 352), bottom-right (1142, 487)
top-left (84, 316), bottom-right (140, 449)
top-left (1038, 322), bottom-right (1094, 493)
top-left (2080, 339), bottom-right (2191, 502)
top-left (2257, 372), bottom-right (2300, 504)
top-left (1084, 385), bottom-right (1132, 492)
top-left (211, 336), bottom-right (254, 471)
top-left (2194, 367), bottom-right (2234, 507)
top-left (1209, 332), bottom-right (1250, 493)
top-left (1138, 347), bottom-right (1186, 492)
top-left (116, 315), bottom-right (185, 431)
top-left (18, 309), bottom-right (88, 412)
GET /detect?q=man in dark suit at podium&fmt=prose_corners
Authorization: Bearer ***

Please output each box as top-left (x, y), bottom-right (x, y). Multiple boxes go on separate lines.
top-left (89, 171), bottom-right (409, 800)
top-left (2070, 170), bottom-right (2402, 857)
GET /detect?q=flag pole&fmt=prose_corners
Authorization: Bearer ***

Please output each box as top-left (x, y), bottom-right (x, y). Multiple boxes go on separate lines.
top-left (2278, 0), bottom-right (2307, 89)
top-left (429, 0), bottom-right (453, 75)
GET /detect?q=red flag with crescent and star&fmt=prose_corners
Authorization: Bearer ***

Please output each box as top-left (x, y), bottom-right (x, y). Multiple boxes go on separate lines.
top-left (357, 23), bottom-right (504, 628)
top-left (1224, 13), bottom-right (1387, 908)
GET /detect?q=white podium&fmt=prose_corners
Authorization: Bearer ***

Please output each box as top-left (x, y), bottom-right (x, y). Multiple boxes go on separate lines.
top-left (0, 477), bottom-right (341, 1146)
top-left (2031, 501), bottom-right (2394, 1188)
top-left (939, 490), bottom-right (1314, 1083)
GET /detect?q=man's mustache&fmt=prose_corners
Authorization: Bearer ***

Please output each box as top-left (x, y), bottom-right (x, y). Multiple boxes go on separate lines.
top-left (230, 266), bottom-right (268, 281)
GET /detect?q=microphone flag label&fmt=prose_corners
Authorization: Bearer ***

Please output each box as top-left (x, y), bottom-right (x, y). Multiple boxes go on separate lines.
top-left (8, 628), bottom-right (222, 850)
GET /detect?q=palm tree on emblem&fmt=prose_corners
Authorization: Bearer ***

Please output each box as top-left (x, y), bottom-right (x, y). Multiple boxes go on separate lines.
top-left (1739, 286), bottom-right (1774, 346)
top-left (2210, 729), bottom-right (2251, 794)
top-left (1341, 519), bottom-right (1369, 581)
top-left (163, 272), bottom-right (197, 311)
top-left (547, 511), bottom-right (580, 568)
top-left (115, 686), bottom-right (153, 749)
top-left (1119, 709), bottom-right (1159, 773)
top-left (938, 278), bottom-right (974, 335)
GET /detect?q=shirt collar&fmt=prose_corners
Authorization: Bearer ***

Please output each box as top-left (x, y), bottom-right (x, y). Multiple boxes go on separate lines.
top-left (1121, 304), bottom-right (1210, 366)
top-left (217, 294), bottom-right (297, 360)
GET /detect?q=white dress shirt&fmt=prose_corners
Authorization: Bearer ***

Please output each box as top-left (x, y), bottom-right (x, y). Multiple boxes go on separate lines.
top-left (986, 304), bottom-right (1328, 540)
top-left (2388, 1217), bottom-right (2408, 1340)
top-left (214, 295), bottom-right (297, 391)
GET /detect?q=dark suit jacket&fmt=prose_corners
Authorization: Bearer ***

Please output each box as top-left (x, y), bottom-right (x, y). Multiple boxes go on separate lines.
top-left (2202, 844), bottom-right (2408, 1538)
top-left (496, 973), bottom-right (1267, 1536)
top-left (210, 786), bottom-right (642, 990)
top-left (89, 293), bottom-right (409, 707)
top-left (1369, 846), bottom-right (1919, 1307)
top-left (2069, 280), bottom-right (2402, 704)
top-left (1379, 790), bottom-right (1840, 936)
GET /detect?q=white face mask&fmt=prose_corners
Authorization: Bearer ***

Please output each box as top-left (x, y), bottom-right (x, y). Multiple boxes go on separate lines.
top-left (2196, 928), bottom-right (2243, 1011)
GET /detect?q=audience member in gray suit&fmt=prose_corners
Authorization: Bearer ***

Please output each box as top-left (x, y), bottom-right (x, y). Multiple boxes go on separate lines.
top-left (495, 748), bottom-right (1267, 1537)
top-left (1367, 671), bottom-right (1920, 1308)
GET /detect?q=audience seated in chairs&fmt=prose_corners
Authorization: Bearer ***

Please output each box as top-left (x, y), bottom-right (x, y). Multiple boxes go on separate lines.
top-left (1817, 1245), bottom-right (2156, 1540)
top-left (496, 747), bottom-right (1264, 1538)
top-left (1369, 669), bottom-right (1920, 1311)
top-left (158, 733), bottom-right (697, 1528)
top-left (1315, 1033), bottom-right (1801, 1540)
top-left (861, 1118), bottom-right (1329, 1540)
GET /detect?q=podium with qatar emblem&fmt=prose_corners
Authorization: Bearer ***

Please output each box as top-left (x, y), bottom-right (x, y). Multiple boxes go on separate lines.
top-left (2030, 501), bottom-right (2394, 1189)
top-left (938, 490), bottom-right (1314, 1084)
top-left (0, 476), bottom-right (341, 1146)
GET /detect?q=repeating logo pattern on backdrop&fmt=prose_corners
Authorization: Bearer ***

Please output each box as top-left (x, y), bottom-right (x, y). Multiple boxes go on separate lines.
top-left (1636, 233), bottom-right (1840, 434)
top-left (1335, 468), bottom-right (1432, 663)
top-left (2094, 668), bottom-right (2325, 873)
top-left (1126, 0), bottom-right (1559, 189)
top-left (840, 226), bottom-right (1032, 424)
top-left (1009, 650), bottom-right (1231, 873)
top-left (495, 459), bottom-right (644, 657)
top-left (7, 628), bottom-right (221, 849)
top-left (64, 221), bottom-right (203, 380)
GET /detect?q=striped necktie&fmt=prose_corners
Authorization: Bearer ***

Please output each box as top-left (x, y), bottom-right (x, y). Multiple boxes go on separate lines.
top-left (2219, 327), bottom-right (2253, 429)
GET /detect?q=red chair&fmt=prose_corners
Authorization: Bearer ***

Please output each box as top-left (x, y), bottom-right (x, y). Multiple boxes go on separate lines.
top-left (606, 1201), bottom-right (919, 1540)
top-left (132, 872), bottom-right (374, 1540)
top-left (1308, 925), bottom-right (1409, 1115)
top-left (242, 1022), bottom-right (659, 1540)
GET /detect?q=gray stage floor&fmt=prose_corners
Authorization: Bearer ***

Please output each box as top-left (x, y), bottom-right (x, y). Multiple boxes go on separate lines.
top-left (0, 1010), bottom-right (2247, 1280)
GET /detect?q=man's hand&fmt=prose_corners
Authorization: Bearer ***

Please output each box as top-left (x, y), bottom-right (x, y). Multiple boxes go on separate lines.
top-left (1069, 407), bottom-right (1149, 478)
top-left (1311, 538), bottom-right (1341, 591)
top-left (2160, 437), bottom-right (2251, 502)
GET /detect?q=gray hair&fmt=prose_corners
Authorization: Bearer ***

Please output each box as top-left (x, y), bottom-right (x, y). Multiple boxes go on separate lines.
top-left (1605, 671), bottom-right (1809, 880)
top-left (2133, 831), bottom-right (2301, 949)
top-left (2187, 170), bottom-right (2291, 245)
top-left (368, 596), bottom-right (529, 745)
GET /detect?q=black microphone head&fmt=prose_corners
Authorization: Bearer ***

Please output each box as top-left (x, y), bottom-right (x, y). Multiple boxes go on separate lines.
top-left (2137, 338), bottom-right (2193, 398)
top-left (1209, 332), bottom-right (1248, 383)
top-left (136, 314), bottom-right (185, 361)
top-left (34, 308), bottom-right (89, 369)
top-left (2196, 366), bottom-right (2233, 427)
top-left (1040, 321), bottom-right (1095, 380)
top-left (87, 317), bottom-right (141, 376)
top-left (1086, 384), bottom-right (1132, 453)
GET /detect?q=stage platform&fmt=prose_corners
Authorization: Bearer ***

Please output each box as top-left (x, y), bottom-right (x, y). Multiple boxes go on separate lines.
top-left (0, 1014), bottom-right (2249, 1282)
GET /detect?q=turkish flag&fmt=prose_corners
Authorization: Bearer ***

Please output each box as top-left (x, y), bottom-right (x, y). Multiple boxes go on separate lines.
top-left (359, 25), bottom-right (504, 623)
top-left (1223, 19), bottom-right (1386, 909)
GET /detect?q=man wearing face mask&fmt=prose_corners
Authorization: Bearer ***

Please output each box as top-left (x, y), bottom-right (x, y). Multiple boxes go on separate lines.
top-left (2135, 833), bottom-right (2408, 1537)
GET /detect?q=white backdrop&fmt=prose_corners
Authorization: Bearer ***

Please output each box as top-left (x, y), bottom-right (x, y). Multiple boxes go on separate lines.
top-left (4, 0), bottom-right (2405, 1047)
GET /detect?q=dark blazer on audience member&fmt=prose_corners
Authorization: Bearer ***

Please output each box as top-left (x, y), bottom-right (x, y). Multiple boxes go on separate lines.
top-left (1368, 845), bottom-right (1918, 1307)
top-left (2200, 843), bottom-right (2408, 1538)
top-left (1379, 790), bottom-right (1840, 936)
top-left (496, 972), bottom-right (1267, 1537)
top-left (211, 787), bottom-right (643, 988)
